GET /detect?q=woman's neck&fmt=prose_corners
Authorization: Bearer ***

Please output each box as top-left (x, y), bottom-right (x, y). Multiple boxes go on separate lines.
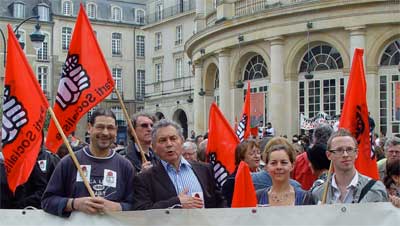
top-left (270, 181), bottom-right (292, 192)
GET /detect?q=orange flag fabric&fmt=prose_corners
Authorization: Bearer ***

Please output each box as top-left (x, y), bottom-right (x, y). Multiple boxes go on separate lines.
top-left (2, 25), bottom-right (49, 192)
top-left (231, 161), bottom-right (257, 208)
top-left (339, 48), bottom-right (379, 179)
top-left (46, 4), bottom-right (115, 152)
top-left (236, 82), bottom-right (251, 141)
top-left (207, 102), bottom-right (240, 188)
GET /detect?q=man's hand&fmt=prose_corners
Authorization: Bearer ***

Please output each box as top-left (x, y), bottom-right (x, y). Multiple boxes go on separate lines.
top-left (1, 86), bottom-right (28, 145)
top-left (178, 188), bottom-right (204, 209)
top-left (141, 161), bottom-right (153, 171)
top-left (389, 195), bottom-right (400, 208)
top-left (73, 197), bottom-right (121, 214)
top-left (56, 55), bottom-right (90, 109)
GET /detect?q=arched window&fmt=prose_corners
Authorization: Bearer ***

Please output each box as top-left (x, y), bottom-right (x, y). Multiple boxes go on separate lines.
top-left (62, 0), bottom-right (72, 16)
top-left (299, 44), bottom-right (343, 73)
top-left (298, 44), bottom-right (344, 118)
top-left (244, 55), bottom-right (268, 81)
top-left (111, 6), bottom-right (122, 21)
top-left (136, 9), bottom-right (145, 24)
top-left (378, 39), bottom-right (400, 136)
top-left (86, 2), bottom-right (97, 19)
top-left (380, 39), bottom-right (400, 66)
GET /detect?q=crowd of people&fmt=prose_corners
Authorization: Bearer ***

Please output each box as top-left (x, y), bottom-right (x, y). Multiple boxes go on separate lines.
top-left (0, 107), bottom-right (399, 217)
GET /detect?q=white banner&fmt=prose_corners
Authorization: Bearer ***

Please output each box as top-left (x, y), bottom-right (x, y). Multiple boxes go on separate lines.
top-left (0, 203), bottom-right (399, 226)
top-left (300, 112), bottom-right (338, 130)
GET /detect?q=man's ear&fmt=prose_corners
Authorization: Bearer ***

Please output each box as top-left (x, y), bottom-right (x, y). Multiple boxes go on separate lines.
top-left (326, 151), bottom-right (333, 161)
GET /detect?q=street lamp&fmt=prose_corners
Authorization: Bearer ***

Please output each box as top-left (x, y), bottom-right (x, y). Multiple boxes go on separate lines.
top-left (236, 34), bottom-right (245, 88)
top-left (0, 15), bottom-right (45, 66)
top-left (198, 49), bottom-right (206, 96)
top-left (304, 21), bottom-right (314, 80)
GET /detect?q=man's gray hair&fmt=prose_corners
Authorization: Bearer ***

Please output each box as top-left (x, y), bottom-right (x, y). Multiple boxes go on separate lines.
top-left (183, 141), bottom-right (197, 152)
top-left (313, 124), bottom-right (334, 145)
top-left (384, 136), bottom-right (400, 151)
top-left (151, 119), bottom-right (184, 143)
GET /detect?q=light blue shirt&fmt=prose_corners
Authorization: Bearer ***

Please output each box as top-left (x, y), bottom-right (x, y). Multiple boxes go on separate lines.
top-left (160, 157), bottom-right (203, 196)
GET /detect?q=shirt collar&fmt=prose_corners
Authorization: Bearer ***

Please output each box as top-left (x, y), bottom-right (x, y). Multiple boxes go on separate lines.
top-left (160, 156), bottom-right (192, 171)
top-left (331, 171), bottom-right (359, 190)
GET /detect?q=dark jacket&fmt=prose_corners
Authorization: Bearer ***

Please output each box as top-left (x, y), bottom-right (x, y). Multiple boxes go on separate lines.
top-left (125, 141), bottom-right (159, 174)
top-left (132, 160), bottom-right (226, 210)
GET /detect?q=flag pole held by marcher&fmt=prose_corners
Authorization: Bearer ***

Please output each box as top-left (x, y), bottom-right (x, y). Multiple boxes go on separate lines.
top-left (47, 107), bottom-right (95, 197)
top-left (113, 88), bottom-right (147, 164)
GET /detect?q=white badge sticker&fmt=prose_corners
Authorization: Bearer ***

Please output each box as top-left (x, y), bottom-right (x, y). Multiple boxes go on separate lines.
top-left (37, 160), bottom-right (47, 173)
top-left (103, 169), bottom-right (117, 188)
top-left (76, 165), bottom-right (91, 182)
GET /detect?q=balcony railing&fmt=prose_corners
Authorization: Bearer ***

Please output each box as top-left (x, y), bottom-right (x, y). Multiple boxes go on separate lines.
top-left (145, 75), bottom-right (194, 98)
top-left (146, 0), bottom-right (195, 24)
top-left (234, 0), bottom-right (313, 17)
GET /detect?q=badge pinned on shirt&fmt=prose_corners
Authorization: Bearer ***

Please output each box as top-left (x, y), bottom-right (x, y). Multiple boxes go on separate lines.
top-left (77, 165), bottom-right (91, 182)
top-left (103, 169), bottom-right (117, 188)
top-left (37, 160), bottom-right (47, 173)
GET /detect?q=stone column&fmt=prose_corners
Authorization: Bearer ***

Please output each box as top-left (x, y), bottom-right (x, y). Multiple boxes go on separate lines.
top-left (347, 26), bottom-right (366, 62)
top-left (194, 62), bottom-right (205, 134)
top-left (267, 36), bottom-right (286, 136)
top-left (218, 49), bottom-right (232, 122)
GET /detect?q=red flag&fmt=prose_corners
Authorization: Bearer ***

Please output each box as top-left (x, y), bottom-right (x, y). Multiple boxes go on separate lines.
top-left (339, 48), bottom-right (379, 179)
top-left (45, 4), bottom-right (115, 152)
top-left (236, 82), bottom-right (251, 141)
top-left (2, 25), bottom-right (49, 192)
top-left (207, 102), bottom-right (240, 188)
top-left (231, 161), bottom-right (257, 208)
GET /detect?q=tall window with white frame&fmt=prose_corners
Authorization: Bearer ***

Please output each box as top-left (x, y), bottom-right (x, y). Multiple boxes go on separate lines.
top-left (86, 3), bottom-right (96, 19)
top-left (175, 25), bottom-right (182, 45)
top-left (155, 32), bottom-right (162, 51)
top-left (156, 3), bottom-right (163, 21)
top-left (112, 68), bottom-right (123, 97)
top-left (155, 63), bottom-right (162, 83)
top-left (112, 32), bottom-right (122, 56)
top-left (62, 0), bottom-right (72, 16)
top-left (111, 106), bottom-right (125, 126)
top-left (62, 27), bottom-right (72, 50)
top-left (136, 9), bottom-right (145, 24)
top-left (13, 2), bottom-right (25, 18)
top-left (136, 70), bottom-right (145, 100)
top-left (111, 6), bottom-right (122, 21)
top-left (37, 34), bottom-right (49, 61)
top-left (175, 58), bottom-right (183, 78)
top-left (136, 35), bottom-right (145, 58)
top-left (37, 66), bottom-right (48, 96)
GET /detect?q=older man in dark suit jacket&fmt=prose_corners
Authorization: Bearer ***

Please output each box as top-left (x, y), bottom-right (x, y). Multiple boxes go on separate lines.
top-left (132, 119), bottom-right (226, 210)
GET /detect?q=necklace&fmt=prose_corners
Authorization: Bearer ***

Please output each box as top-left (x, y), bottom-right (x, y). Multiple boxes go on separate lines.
top-left (268, 187), bottom-right (295, 204)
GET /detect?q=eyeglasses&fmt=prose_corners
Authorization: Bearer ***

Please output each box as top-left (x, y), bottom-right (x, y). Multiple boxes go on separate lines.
top-left (329, 147), bottom-right (357, 156)
top-left (387, 150), bottom-right (400, 155)
top-left (139, 123), bottom-right (153, 128)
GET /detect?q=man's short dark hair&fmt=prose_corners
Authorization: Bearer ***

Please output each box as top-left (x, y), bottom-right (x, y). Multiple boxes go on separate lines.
top-left (312, 124), bottom-right (333, 145)
top-left (327, 128), bottom-right (357, 151)
top-left (131, 112), bottom-right (156, 128)
top-left (89, 108), bottom-right (116, 125)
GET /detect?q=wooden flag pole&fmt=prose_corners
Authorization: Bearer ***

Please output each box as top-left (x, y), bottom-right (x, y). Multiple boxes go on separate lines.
top-left (113, 88), bottom-right (147, 164)
top-left (321, 160), bottom-right (333, 204)
top-left (47, 107), bottom-right (95, 198)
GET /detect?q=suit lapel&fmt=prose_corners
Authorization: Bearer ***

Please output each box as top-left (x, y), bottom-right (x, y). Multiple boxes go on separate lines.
top-left (154, 163), bottom-right (178, 195)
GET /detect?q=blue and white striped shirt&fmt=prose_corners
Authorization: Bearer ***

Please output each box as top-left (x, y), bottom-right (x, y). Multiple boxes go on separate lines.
top-left (160, 157), bottom-right (203, 196)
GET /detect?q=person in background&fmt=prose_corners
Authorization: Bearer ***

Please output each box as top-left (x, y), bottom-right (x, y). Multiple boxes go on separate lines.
top-left (182, 141), bottom-right (198, 162)
top-left (265, 122), bottom-right (275, 137)
top-left (293, 125), bottom-right (333, 190)
top-left (310, 129), bottom-right (388, 204)
top-left (222, 139), bottom-right (261, 207)
top-left (195, 135), bottom-right (204, 148)
top-left (256, 144), bottom-right (305, 206)
top-left (41, 108), bottom-right (135, 217)
top-left (125, 113), bottom-right (159, 174)
top-left (377, 136), bottom-right (400, 180)
top-left (383, 159), bottom-right (400, 207)
top-left (197, 139), bottom-right (208, 163)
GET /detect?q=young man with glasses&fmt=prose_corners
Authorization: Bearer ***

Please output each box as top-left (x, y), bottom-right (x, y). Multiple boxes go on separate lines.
top-left (125, 113), bottom-right (159, 174)
top-left (41, 108), bottom-right (135, 217)
top-left (310, 129), bottom-right (388, 204)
